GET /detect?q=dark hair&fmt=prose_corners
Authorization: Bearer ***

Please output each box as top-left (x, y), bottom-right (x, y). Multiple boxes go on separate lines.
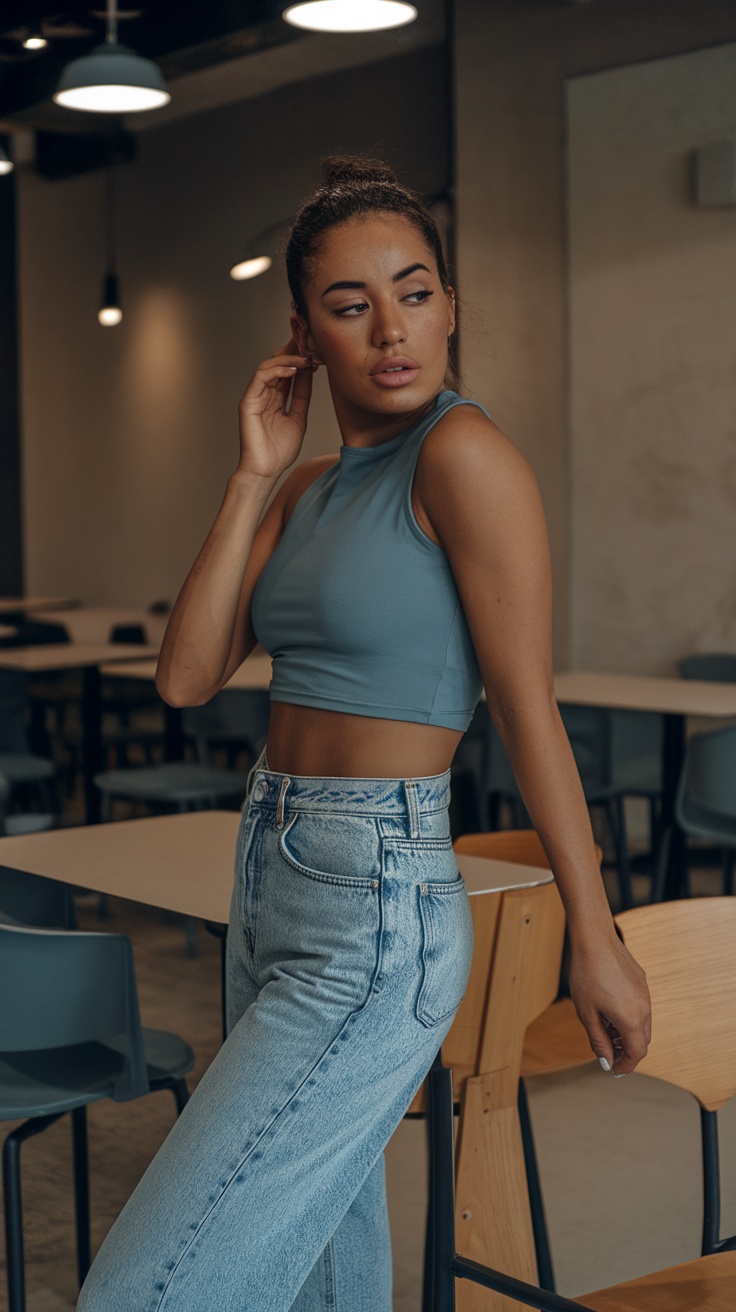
top-left (285, 155), bottom-right (461, 392)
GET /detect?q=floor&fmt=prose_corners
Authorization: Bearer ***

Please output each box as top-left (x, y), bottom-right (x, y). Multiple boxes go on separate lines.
top-left (2, 752), bottom-right (735, 1310)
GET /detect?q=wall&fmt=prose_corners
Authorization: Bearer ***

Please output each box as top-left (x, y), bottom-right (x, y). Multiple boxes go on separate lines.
top-left (17, 45), bottom-right (449, 607)
top-left (567, 42), bottom-right (736, 673)
top-left (454, 0), bottom-right (736, 669)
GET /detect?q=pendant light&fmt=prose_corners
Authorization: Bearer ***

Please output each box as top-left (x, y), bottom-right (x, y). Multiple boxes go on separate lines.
top-left (229, 219), bottom-right (290, 283)
top-left (282, 1), bottom-right (417, 32)
top-left (54, 0), bottom-right (170, 114)
top-left (98, 164), bottom-right (122, 326)
top-left (23, 23), bottom-right (48, 50)
top-left (0, 142), bottom-right (13, 176)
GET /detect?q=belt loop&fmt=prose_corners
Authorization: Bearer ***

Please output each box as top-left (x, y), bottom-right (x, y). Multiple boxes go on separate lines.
top-left (242, 743), bottom-right (268, 812)
top-left (403, 779), bottom-right (421, 840)
top-left (276, 776), bottom-right (290, 829)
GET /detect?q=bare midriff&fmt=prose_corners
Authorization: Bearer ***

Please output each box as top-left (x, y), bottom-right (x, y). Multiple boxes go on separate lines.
top-left (264, 700), bottom-right (464, 779)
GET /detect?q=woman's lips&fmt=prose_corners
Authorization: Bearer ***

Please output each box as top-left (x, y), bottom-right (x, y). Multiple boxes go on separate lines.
top-left (369, 366), bottom-right (420, 388)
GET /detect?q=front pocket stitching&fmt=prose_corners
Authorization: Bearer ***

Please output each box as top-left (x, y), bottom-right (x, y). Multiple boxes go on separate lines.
top-left (278, 812), bottom-right (379, 890)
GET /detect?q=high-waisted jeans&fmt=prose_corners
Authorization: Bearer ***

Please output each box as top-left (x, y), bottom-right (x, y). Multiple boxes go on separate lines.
top-left (77, 747), bottom-right (474, 1311)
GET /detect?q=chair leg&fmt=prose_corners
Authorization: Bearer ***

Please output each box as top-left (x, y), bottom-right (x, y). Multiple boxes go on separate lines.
top-left (185, 916), bottom-right (198, 958)
top-left (651, 824), bottom-right (672, 903)
top-left (171, 1078), bottom-right (190, 1116)
top-left (605, 798), bottom-right (634, 910)
top-left (426, 1050), bottom-right (457, 1312)
top-left (71, 1106), bottom-right (91, 1287)
top-left (722, 848), bottom-right (735, 898)
top-left (3, 1113), bottom-right (65, 1312)
top-left (518, 1080), bottom-right (555, 1292)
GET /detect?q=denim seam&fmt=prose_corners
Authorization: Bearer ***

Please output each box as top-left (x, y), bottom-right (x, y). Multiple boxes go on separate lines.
top-left (155, 906), bottom-right (386, 1311)
top-left (274, 803), bottom-right (449, 819)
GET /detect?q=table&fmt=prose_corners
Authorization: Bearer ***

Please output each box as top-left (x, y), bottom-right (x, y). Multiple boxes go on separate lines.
top-left (34, 606), bottom-right (168, 647)
top-left (0, 595), bottom-right (80, 618)
top-left (554, 671), bottom-right (736, 898)
top-left (0, 643), bottom-right (160, 825)
top-left (0, 810), bottom-right (549, 925)
top-left (102, 658), bottom-right (736, 898)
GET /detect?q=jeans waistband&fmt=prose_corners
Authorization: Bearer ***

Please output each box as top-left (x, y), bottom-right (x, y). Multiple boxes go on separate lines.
top-left (243, 744), bottom-right (452, 826)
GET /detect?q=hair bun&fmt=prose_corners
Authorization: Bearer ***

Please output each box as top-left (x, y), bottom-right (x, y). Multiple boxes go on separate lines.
top-left (321, 155), bottom-right (398, 187)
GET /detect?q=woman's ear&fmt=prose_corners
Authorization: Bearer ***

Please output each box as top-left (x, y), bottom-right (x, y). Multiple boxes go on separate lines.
top-left (290, 313), bottom-right (309, 356)
top-left (447, 287), bottom-right (456, 337)
top-left (290, 313), bottom-right (325, 364)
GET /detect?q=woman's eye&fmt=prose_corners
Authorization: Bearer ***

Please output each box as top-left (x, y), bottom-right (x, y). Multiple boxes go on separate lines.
top-left (337, 302), bottom-right (369, 316)
top-left (405, 290), bottom-right (434, 303)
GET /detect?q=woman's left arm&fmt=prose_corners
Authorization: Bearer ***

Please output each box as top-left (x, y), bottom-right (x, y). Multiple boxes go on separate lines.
top-left (416, 408), bottom-right (652, 1075)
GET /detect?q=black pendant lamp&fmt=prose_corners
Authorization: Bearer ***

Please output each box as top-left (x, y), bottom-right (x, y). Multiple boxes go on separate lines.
top-left (99, 165), bottom-right (122, 326)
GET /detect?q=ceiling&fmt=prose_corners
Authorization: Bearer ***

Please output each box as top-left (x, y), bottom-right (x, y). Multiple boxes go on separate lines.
top-left (0, 1), bottom-right (447, 176)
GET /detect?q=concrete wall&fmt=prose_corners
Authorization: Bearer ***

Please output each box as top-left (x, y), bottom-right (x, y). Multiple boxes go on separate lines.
top-left (17, 46), bottom-right (449, 607)
top-left (454, 0), bottom-right (736, 669)
top-left (567, 42), bottom-right (736, 673)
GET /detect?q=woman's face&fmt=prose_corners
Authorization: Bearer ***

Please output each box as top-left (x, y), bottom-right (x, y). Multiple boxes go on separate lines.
top-left (292, 213), bottom-right (455, 421)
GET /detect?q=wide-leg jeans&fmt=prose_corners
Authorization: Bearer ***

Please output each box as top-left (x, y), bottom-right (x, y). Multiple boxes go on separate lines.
top-left (77, 748), bottom-right (474, 1311)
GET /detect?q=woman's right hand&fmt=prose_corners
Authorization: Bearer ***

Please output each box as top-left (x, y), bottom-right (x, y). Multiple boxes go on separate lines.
top-left (236, 336), bottom-right (318, 481)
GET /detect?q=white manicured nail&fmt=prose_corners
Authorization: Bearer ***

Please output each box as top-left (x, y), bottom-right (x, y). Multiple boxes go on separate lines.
top-left (599, 1057), bottom-right (611, 1072)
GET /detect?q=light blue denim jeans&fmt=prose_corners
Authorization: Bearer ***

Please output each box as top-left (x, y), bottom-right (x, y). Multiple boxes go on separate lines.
top-left (77, 747), bottom-right (474, 1312)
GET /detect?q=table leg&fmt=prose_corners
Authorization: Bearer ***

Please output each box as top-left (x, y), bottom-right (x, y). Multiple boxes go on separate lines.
top-left (660, 713), bottom-right (687, 899)
top-left (164, 702), bottom-right (184, 762)
top-left (81, 665), bottom-right (102, 825)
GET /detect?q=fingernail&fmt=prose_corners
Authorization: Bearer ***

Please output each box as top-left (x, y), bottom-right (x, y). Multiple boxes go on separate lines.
top-left (599, 1057), bottom-right (611, 1072)
top-left (613, 1072), bottom-right (627, 1079)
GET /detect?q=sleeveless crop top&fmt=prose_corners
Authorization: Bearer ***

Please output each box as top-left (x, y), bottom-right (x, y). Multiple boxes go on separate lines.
top-left (250, 389), bottom-right (490, 732)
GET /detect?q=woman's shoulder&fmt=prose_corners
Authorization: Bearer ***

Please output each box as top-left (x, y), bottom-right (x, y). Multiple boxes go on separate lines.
top-left (421, 394), bottom-right (534, 484)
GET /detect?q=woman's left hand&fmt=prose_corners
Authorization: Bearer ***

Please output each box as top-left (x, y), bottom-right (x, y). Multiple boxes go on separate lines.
top-left (568, 931), bottom-right (652, 1076)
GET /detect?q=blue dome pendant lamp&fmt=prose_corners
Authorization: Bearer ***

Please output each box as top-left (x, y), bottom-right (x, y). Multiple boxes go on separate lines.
top-left (53, 0), bottom-right (170, 114)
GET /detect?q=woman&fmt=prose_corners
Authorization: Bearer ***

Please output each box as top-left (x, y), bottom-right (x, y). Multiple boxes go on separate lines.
top-left (79, 157), bottom-right (651, 1312)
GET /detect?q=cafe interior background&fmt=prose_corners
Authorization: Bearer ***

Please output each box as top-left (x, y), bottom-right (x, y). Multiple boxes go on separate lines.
top-left (1, 1), bottom-right (735, 1308)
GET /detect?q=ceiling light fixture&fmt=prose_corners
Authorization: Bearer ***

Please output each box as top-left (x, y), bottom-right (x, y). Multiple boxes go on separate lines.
top-left (22, 23), bottom-right (49, 50)
top-left (98, 164), bottom-right (123, 326)
top-left (0, 142), bottom-right (14, 176)
top-left (230, 219), bottom-right (291, 283)
top-left (54, 0), bottom-right (170, 114)
top-left (282, 1), bottom-right (417, 34)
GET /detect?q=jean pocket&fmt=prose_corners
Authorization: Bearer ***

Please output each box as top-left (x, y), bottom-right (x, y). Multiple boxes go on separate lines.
top-left (277, 810), bottom-right (381, 888)
top-left (415, 876), bottom-right (474, 1027)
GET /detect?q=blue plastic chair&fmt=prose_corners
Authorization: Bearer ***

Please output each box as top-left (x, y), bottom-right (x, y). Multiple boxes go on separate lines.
top-left (0, 671), bottom-right (58, 819)
top-left (652, 724), bottom-right (736, 902)
top-left (678, 652), bottom-right (736, 683)
top-left (0, 865), bottom-right (77, 929)
top-left (0, 922), bottom-right (194, 1312)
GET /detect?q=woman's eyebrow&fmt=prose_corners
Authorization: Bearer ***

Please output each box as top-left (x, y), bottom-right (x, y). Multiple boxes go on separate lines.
top-left (320, 262), bottom-right (432, 297)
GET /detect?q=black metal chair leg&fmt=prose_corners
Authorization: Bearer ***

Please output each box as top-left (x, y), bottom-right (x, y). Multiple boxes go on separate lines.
top-left (205, 920), bottom-right (228, 1043)
top-left (172, 1079), bottom-right (190, 1116)
top-left (427, 1051), bottom-right (456, 1312)
top-left (518, 1079), bottom-right (556, 1291)
top-left (71, 1106), bottom-right (91, 1287)
top-left (605, 798), bottom-right (633, 911)
top-left (3, 1113), bottom-right (64, 1312)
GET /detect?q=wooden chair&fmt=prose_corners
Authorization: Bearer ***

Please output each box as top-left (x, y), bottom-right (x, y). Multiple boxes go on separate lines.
top-left (430, 831), bottom-right (599, 1292)
top-left (424, 896), bottom-right (736, 1311)
top-left (574, 896), bottom-right (736, 1310)
top-left (407, 832), bottom-right (567, 1309)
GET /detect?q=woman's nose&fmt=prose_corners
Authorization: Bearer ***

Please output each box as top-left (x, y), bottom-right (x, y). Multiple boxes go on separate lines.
top-left (371, 309), bottom-right (406, 349)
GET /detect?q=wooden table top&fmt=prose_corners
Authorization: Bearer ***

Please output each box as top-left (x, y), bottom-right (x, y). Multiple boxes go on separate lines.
top-left (100, 652), bottom-right (273, 690)
top-left (0, 642), bottom-right (161, 672)
top-left (101, 656), bottom-right (736, 720)
top-left (554, 669), bottom-right (736, 718)
top-left (34, 606), bottom-right (167, 646)
top-left (0, 596), bottom-right (81, 616)
top-left (0, 812), bottom-right (550, 923)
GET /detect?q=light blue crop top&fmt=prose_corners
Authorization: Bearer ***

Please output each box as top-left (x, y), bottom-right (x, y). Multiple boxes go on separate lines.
top-left (251, 389), bottom-right (489, 732)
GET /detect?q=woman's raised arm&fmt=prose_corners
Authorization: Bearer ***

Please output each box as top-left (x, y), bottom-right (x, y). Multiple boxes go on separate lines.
top-left (155, 341), bottom-right (315, 706)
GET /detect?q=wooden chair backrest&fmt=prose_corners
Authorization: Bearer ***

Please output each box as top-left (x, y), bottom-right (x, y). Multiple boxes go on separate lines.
top-left (615, 898), bottom-right (736, 1111)
top-left (447, 831), bottom-right (569, 1102)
